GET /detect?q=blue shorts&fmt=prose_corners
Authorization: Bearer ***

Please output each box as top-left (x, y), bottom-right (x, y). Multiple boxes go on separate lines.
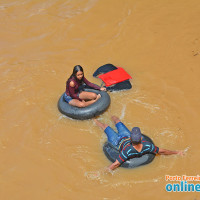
top-left (64, 93), bottom-right (73, 103)
top-left (104, 122), bottom-right (131, 147)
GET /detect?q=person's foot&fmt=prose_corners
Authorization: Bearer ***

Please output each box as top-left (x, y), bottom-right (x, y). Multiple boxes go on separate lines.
top-left (111, 116), bottom-right (120, 124)
top-left (93, 118), bottom-right (98, 124)
top-left (95, 94), bottom-right (101, 101)
top-left (93, 118), bottom-right (108, 130)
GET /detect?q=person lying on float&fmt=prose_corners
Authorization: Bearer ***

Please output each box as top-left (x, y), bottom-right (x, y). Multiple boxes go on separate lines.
top-left (65, 65), bottom-right (106, 107)
top-left (94, 116), bottom-right (184, 171)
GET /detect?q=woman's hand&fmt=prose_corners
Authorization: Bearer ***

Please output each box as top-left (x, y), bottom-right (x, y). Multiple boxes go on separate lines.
top-left (100, 87), bottom-right (106, 91)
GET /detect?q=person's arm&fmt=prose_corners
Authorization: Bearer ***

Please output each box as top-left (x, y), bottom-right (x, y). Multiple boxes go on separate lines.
top-left (83, 77), bottom-right (101, 90)
top-left (68, 81), bottom-right (82, 101)
top-left (107, 160), bottom-right (121, 171)
top-left (106, 150), bottom-right (127, 171)
top-left (158, 148), bottom-right (184, 156)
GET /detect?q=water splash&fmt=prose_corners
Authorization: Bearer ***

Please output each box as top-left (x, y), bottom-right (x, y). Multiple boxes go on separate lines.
top-left (184, 146), bottom-right (190, 153)
top-left (85, 171), bottom-right (101, 180)
top-left (131, 98), bottom-right (160, 113)
top-left (159, 129), bottom-right (177, 138)
top-left (120, 104), bottom-right (126, 119)
top-left (84, 170), bottom-right (110, 184)
top-left (104, 176), bottom-right (162, 188)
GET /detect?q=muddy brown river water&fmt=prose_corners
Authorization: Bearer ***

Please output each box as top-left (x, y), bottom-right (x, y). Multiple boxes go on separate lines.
top-left (0, 0), bottom-right (200, 199)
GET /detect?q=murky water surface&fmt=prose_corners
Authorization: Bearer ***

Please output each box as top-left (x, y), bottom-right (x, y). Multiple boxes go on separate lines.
top-left (0, 0), bottom-right (200, 199)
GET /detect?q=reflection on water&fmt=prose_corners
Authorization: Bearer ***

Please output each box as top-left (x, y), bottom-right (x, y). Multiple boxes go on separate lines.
top-left (1, 0), bottom-right (200, 199)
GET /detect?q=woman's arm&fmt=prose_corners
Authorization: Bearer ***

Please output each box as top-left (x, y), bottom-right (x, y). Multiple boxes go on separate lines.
top-left (68, 81), bottom-right (82, 101)
top-left (83, 77), bottom-right (101, 90)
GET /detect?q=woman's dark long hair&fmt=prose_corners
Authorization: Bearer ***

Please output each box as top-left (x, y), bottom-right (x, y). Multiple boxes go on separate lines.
top-left (67, 65), bottom-right (84, 84)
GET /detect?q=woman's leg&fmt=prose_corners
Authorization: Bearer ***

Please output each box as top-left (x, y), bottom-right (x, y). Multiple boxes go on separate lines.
top-left (79, 91), bottom-right (100, 101)
top-left (69, 99), bottom-right (96, 107)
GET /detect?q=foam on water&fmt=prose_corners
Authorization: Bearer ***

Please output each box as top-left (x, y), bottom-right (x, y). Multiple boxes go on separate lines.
top-left (119, 104), bottom-right (126, 119)
top-left (85, 169), bottom-right (163, 187)
top-left (130, 98), bottom-right (160, 113)
top-left (104, 176), bottom-right (162, 188)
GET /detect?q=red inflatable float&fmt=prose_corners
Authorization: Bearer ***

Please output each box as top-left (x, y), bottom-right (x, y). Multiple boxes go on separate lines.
top-left (98, 67), bottom-right (132, 87)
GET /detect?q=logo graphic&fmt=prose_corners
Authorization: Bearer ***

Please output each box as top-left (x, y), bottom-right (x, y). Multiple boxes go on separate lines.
top-left (165, 175), bottom-right (200, 192)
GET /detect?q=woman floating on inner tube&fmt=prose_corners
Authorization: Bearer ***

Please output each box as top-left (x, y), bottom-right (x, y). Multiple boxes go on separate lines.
top-left (65, 65), bottom-right (106, 107)
top-left (94, 116), bottom-right (184, 171)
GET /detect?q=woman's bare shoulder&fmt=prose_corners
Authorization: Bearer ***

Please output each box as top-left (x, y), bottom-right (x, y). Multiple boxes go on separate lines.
top-left (69, 81), bottom-right (75, 87)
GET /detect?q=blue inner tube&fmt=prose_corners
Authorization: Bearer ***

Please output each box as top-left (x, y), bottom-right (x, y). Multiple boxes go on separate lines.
top-left (103, 134), bottom-right (156, 168)
top-left (57, 88), bottom-right (111, 120)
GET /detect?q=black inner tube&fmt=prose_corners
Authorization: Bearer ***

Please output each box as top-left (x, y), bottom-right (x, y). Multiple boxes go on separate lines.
top-left (57, 88), bottom-right (111, 120)
top-left (103, 134), bottom-right (156, 168)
